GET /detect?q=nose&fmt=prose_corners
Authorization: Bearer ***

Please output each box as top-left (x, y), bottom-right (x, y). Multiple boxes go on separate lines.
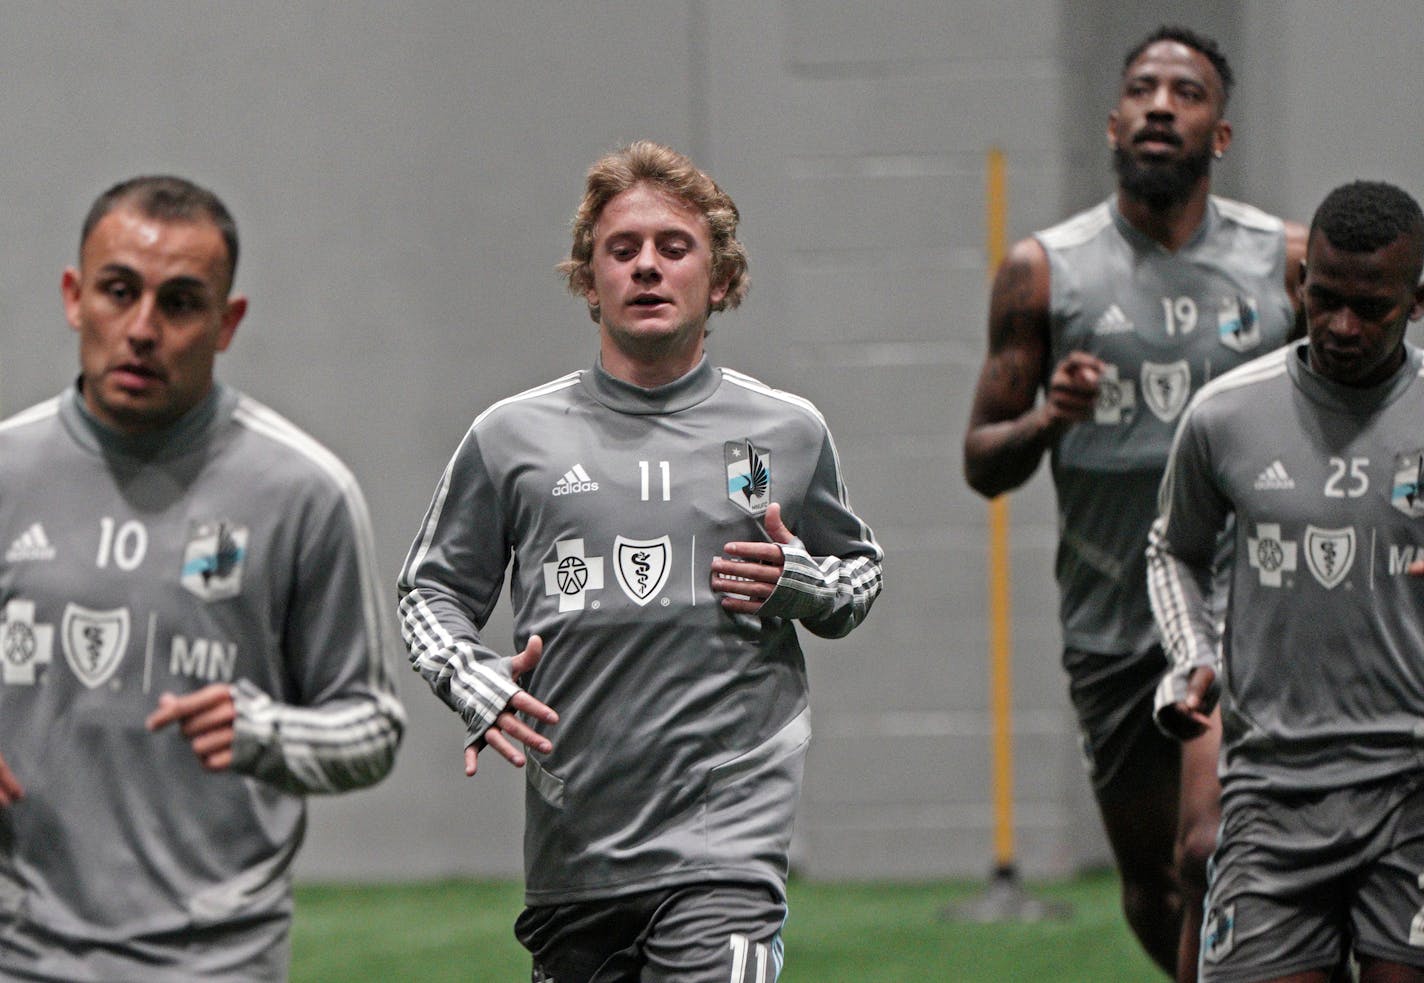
top-left (1327, 307), bottom-right (1361, 339)
top-left (632, 240), bottom-right (661, 282)
top-left (1148, 84), bottom-right (1175, 116)
top-left (124, 294), bottom-right (160, 349)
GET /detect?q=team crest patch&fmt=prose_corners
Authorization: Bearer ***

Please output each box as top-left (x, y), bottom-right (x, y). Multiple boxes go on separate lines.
top-left (181, 521), bottom-right (248, 602)
top-left (613, 536), bottom-right (671, 606)
top-left (1140, 360), bottom-right (1191, 422)
top-left (1217, 294), bottom-right (1261, 353)
top-left (1203, 903), bottom-right (1235, 963)
top-left (1393, 450), bottom-right (1424, 517)
top-left (725, 440), bottom-right (771, 515)
top-left (61, 603), bottom-right (129, 689)
top-left (1093, 363), bottom-right (1135, 425)
top-left (1304, 525), bottom-right (1356, 589)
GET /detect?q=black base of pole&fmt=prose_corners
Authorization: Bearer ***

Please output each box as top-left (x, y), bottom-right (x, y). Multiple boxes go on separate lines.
top-left (939, 863), bottom-right (1073, 923)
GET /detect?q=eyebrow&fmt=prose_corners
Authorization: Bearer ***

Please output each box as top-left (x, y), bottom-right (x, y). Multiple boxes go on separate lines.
top-left (605, 226), bottom-right (697, 238)
top-left (1126, 69), bottom-right (1208, 89)
top-left (95, 263), bottom-right (211, 292)
top-left (156, 276), bottom-right (211, 292)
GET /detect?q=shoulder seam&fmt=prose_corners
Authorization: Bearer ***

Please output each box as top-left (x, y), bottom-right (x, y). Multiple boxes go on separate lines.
top-left (1035, 201), bottom-right (1113, 250)
top-left (399, 372), bottom-right (579, 587)
top-left (1189, 346), bottom-right (1291, 412)
top-left (1211, 196), bottom-right (1285, 233)
top-left (0, 397), bottom-right (61, 435)
top-left (471, 372), bottom-right (582, 429)
top-left (720, 369), bottom-right (828, 428)
top-left (232, 397), bottom-right (359, 493)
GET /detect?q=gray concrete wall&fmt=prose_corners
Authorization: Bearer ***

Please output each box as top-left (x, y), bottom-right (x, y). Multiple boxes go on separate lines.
top-left (1, 1), bottom-right (1422, 883)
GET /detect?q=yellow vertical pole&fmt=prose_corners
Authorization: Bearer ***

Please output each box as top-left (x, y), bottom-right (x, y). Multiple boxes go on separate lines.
top-left (984, 147), bottom-right (1016, 872)
top-left (946, 148), bottom-right (1067, 922)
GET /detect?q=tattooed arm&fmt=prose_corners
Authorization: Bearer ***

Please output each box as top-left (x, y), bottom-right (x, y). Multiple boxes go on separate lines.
top-left (962, 237), bottom-right (1102, 498)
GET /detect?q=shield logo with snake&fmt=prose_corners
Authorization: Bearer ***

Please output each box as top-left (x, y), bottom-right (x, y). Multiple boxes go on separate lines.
top-left (614, 536), bottom-right (671, 606)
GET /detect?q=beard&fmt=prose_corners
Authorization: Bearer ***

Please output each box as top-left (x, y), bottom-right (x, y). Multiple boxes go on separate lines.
top-left (1113, 144), bottom-right (1212, 209)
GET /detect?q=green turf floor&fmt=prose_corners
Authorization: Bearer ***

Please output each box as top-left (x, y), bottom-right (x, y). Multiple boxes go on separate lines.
top-left (292, 870), bottom-right (1162, 981)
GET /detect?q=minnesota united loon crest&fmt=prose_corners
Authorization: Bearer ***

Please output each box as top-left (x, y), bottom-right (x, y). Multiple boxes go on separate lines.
top-left (181, 520), bottom-right (248, 602)
top-left (725, 440), bottom-right (771, 516)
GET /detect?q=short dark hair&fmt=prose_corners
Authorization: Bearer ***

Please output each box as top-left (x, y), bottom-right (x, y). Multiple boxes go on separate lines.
top-left (1123, 25), bottom-right (1234, 106)
top-left (80, 176), bottom-right (240, 288)
top-left (1310, 180), bottom-right (1424, 281)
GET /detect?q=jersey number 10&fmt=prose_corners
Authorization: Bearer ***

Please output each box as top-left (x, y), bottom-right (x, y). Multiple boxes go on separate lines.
top-left (96, 517), bottom-right (148, 571)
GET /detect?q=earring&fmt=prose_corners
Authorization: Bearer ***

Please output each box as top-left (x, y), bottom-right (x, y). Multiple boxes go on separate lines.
top-left (1213, 150), bottom-right (1224, 160)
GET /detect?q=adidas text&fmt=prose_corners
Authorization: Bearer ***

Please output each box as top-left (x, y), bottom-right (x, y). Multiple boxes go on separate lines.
top-left (553, 481), bottom-right (599, 496)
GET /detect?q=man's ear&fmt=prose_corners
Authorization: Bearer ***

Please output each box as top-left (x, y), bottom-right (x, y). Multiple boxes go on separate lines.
top-left (1212, 118), bottom-right (1233, 158)
top-left (217, 295), bottom-right (247, 352)
top-left (61, 267), bottom-right (83, 331)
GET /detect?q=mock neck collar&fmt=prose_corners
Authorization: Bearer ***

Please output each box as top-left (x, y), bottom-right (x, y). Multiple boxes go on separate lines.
top-left (1287, 340), bottom-right (1421, 415)
top-left (580, 355), bottom-right (721, 415)
top-left (60, 381), bottom-right (230, 461)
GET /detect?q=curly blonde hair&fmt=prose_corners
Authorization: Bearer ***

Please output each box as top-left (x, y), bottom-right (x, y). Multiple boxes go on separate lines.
top-left (558, 141), bottom-right (749, 324)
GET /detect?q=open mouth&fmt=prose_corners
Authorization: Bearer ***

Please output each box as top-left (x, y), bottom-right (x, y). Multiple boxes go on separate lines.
top-left (110, 362), bottom-right (164, 387)
top-left (1134, 130), bottom-right (1181, 151)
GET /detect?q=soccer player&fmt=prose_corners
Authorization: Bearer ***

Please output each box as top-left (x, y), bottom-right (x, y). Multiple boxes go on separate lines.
top-left (962, 26), bottom-right (1305, 981)
top-left (398, 140), bottom-right (882, 982)
top-left (1148, 180), bottom-right (1424, 983)
top-left (0, 176), bottom-right (405, 981)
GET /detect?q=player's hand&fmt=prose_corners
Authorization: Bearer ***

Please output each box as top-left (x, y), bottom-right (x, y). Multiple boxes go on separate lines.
top-left (1043, 351), bottom-right (1105, 431)
top-left (712, 503), bottom-right (795, 615)
top-left (0, 750), bottom-right (23, 806)
top-left (1157, 666), bottom-right (1218, 741)
top-left (1407, 557), bottom-right (1424, 577)
top-left (145, 683), bottom-right (238, 771)
top-left (466, 634), bottom-right (558, 776)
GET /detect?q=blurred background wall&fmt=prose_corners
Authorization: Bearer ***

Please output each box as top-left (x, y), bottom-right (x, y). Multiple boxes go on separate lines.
top-left (0, 0), bottom-right (1420, 882)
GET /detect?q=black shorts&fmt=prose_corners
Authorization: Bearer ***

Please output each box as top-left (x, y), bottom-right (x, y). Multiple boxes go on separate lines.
top-left (517, 881), bottom-right (786, 983)
top-left (1064, 644), bottom-right (1173, 791)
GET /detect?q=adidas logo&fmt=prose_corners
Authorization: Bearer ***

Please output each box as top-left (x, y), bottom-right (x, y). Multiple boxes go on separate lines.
top-left (1254, 460), bottom-right (1295, 491)
top-left (5, 523), bottom-right (56, 562)
top-left (1093, 304), bottom-right (1134, 335)
top-left (552, 464), bottom-right (599, 496)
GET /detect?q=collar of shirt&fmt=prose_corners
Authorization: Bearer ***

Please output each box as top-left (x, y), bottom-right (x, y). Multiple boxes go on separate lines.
top-left (581, 355), bottom-right (721, 416)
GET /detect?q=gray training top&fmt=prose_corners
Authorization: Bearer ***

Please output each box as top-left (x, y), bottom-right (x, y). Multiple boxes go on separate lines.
top-left (1149, 342), bottom-right (1424, 798)
top-left (399, 356), bottom-right (882, 906)
top-left (0, 384), bottom-right (404, 982)
top-left (1036, 195), bottom-right (1296, 655)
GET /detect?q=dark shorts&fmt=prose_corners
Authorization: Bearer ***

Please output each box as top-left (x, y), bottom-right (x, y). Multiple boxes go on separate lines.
top-left (1199, 775), bottom-right (1424, 981)
top-left (516, 882), bottom-right (787, 983)
top-left (1064, 645), bottom-right (1173, 791)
